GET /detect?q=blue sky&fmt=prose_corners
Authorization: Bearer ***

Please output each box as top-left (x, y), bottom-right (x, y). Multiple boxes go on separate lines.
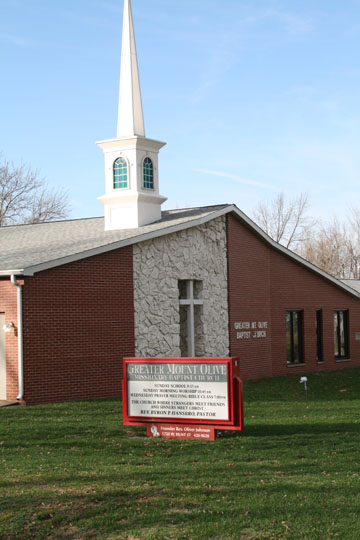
top-left (1, 0), bottom-right (360, 222)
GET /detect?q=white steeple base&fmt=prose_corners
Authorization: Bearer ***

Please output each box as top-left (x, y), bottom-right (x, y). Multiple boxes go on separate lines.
top-left (97, 135), bottom-right (167, 231)
top-left (98, 192), bottom-right (167, 230)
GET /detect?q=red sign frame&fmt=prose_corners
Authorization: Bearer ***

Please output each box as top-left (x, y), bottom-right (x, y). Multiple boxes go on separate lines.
top-left (123, 357), bottom-right (243, 433)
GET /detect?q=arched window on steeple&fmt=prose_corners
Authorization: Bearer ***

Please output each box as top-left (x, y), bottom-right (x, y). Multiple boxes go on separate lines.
top-left (143, 157), bottom-right (154, 189)
top-left (113, 157), bottom-right (128, 189)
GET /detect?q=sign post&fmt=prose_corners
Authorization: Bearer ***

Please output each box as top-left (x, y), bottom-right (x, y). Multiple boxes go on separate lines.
top-left (123, 357), bottom-right (243, 440)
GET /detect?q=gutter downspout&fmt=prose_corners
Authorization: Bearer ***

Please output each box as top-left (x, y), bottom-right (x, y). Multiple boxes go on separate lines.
top-left (11, 275), bottom-right (24, 401)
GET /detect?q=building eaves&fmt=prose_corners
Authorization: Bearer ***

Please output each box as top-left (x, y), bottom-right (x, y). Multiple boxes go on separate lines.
top-left (341, 279), bottom-right (360, 294)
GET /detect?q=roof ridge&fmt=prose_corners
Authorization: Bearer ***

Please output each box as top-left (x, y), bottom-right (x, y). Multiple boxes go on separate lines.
top-left (0, 216), bottom-right (104, 230)
top-left (164, 204), bottom-right (230, 213)
top-left (0, 205), bottom-right (231, 231)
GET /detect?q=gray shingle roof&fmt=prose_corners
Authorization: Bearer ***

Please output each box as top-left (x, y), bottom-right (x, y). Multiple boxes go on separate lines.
top-left (0, 205), bottom-right (229, 275)
top-left (0, 203), bottom-right (359, 298)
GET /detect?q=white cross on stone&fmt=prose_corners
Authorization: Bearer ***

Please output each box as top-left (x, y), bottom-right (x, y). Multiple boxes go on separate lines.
top-left (179, 280), bottom-right (204, 357)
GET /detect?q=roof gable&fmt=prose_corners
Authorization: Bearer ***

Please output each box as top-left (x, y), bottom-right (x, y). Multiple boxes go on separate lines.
top-left (0, 204), bottom-right (358, 299)
top-left (0, 206), bottom-right (228, 276)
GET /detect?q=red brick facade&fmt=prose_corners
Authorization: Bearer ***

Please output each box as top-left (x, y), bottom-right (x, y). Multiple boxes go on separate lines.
top-left (227, 213), bottom-right (360, 381)
top-left (1, 246), bottom-right (135, 405)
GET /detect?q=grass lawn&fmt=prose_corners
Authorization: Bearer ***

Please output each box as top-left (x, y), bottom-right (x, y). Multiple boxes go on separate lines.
top-left (1, 369), bottom-right (360, 540)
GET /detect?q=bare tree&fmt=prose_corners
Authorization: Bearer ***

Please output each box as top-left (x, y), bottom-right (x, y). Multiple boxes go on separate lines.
top-left (346, 208), bottom-right (360, 279)
top-left (299, 218), bottom-right (349, 278)
top-left (299, 211), bottom-right (360, 280)
top-left (0, 157), bottom-right (69, 226)
top-left (253, 192), bottom-right (360, 279)
top-left (253, 193), bottom-right (315, 249)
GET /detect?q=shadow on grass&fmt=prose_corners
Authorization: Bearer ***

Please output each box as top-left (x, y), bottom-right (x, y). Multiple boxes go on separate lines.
top-left (1, 471), bottom-right (360, 540)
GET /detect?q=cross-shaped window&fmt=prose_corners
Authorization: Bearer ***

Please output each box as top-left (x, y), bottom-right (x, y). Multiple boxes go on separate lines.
top-left (179, 280), bottom-right (204, 357)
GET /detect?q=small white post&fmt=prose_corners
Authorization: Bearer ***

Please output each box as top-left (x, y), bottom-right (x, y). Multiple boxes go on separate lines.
top-left (300, 376), bottom-right (308, 401)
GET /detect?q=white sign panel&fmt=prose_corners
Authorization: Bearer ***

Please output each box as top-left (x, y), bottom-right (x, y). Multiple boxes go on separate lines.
top-left (126, 362), bottom-right (229, 421)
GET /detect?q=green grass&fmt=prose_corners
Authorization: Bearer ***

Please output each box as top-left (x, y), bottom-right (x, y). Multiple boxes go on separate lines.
top-left (1, 369), bottom-right (360, 540)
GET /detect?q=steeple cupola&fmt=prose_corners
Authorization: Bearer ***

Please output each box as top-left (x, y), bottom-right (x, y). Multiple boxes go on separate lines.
top-left (97, 0), bottom-right (167, 230)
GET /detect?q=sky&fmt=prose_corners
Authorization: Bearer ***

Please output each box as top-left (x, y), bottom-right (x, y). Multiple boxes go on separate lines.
top-left (1, 0), bottom-right (360, 223)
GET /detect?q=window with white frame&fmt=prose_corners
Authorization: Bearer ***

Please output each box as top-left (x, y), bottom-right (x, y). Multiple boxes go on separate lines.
top-left (113, 157), bottom-right (128, 189)
top-left (143, 157), bottom-right (154, 189)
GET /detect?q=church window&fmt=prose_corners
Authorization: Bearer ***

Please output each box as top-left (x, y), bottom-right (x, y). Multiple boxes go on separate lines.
top-left (316, 310), bottom-right (323, 363)
top-left (334, 310), bottom-right (349, 360)
top-left (113, 158), bottom-right (128, 189)
top-left (286, 310), bottom-right (304, 365)
top-left (179, 280), bottom-right (204, 357)
top-left (143, 157), bottom-right (154, 189)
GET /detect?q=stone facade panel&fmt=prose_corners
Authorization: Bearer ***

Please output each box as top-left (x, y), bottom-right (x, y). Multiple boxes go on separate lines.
top-left (133, 216), bottom-right (229, 357)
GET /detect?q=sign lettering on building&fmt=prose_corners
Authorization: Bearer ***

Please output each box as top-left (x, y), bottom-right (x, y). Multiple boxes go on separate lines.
top-left (234, 321), bottom-right (268, 340)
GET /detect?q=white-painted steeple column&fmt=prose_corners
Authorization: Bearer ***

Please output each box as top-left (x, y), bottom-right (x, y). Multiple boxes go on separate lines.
top-left (97, 0), bottom-right (167, 230)
top-left (117, 0), bottom-right (145, 138)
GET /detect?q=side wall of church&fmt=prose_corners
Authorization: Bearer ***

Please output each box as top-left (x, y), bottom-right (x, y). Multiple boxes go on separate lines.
top-left (133, 216), bottom-right (229, 358)
top-left (227, 213), bottom-right (360, 381)
top-left (21, 247), bottom-right (135, 405)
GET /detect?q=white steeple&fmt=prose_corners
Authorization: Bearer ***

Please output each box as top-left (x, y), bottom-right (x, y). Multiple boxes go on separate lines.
top-left (117, 0), bottom-right (145, 138)
top-left (97, 0), bottom-right (167, 231)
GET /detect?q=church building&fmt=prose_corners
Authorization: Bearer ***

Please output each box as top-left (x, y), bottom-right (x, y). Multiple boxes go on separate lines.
top-left (1, 0), bottom-right (360, 405)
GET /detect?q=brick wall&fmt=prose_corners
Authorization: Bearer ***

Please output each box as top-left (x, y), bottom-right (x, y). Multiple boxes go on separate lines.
top-left (0, 279), bottom-right (20, 401)
top-left (227, 214), bottom-right (360, 380)
top-left (21, 246), bottom-right (134, 405)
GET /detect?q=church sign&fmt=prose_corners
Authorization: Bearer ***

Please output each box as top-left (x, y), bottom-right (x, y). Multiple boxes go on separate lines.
top-left (123, 358), bottom-right (243, 440)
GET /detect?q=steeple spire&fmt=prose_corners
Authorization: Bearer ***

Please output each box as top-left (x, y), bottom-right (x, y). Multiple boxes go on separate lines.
top-left (97, 0), bottom-right (167, 231)
top-left (117, 0), bottom-right (145, 138)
